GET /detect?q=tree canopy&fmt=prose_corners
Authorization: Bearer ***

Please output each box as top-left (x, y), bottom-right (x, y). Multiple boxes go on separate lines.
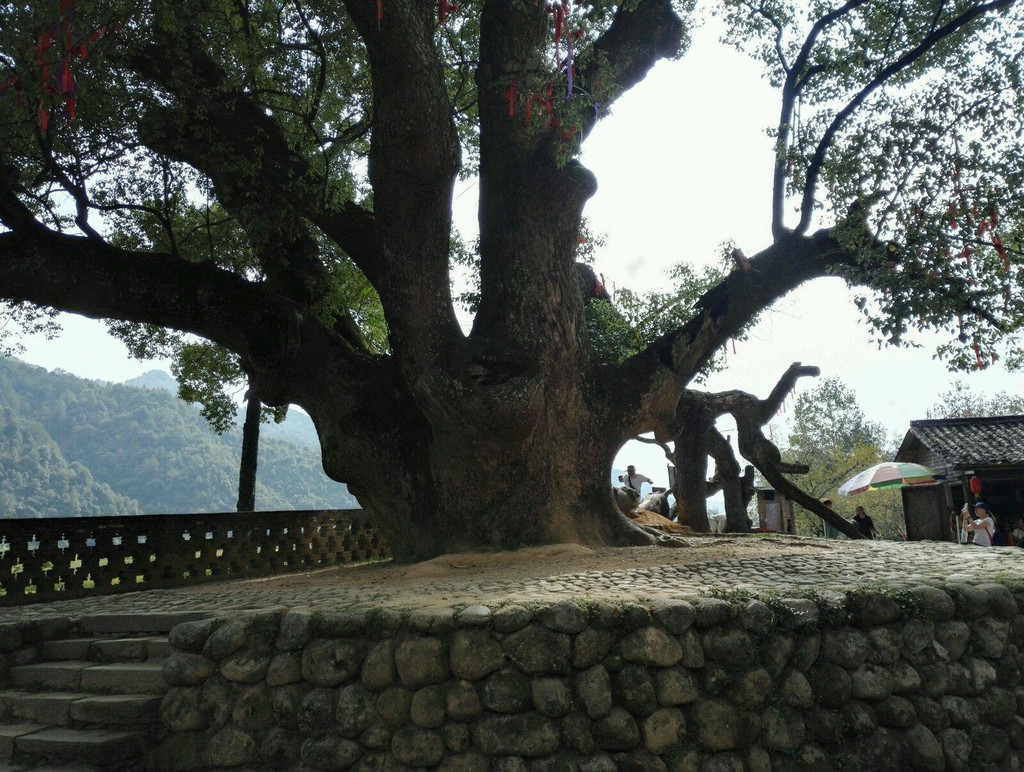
top-left (925, 378), bottom-right (1024, 418)
top-left (780, 377), bottom-right (902, 537)
top-left (0, 0), bottom-right (1021, 558)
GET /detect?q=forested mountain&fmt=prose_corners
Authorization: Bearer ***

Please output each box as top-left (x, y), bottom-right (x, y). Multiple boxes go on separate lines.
top-left (123, 369), bottom-right (321, 448)
top-left (0, 357), bottom-right (357, 517)
top-left (0, 407), bottom-right (141, 517)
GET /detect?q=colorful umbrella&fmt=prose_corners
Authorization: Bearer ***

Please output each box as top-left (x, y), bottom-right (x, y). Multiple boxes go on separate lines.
top-left (838, 462), bottom-right (936, 497)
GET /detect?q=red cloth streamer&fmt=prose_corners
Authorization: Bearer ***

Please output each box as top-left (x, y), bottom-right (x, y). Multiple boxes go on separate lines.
top-left (506, 81), bottom-right (517, 117)
top-left (59, 59), bottom-right (73, 94)
top-left (525, 94), bottom-right (532, 128)
top-left (947, 202), bottom-right (958, 230)
top-left (377, 0), bottom-right (383, 29)
top-left (79, 27), bottom-right (106, 59)
top-left (438, 0), bottom-right (458, 25)
top-left (993, 235), bottom-right (1009, 269)
top-left (959, 245), bottom-right (972, 272)
top-left (973, 342), bottom-right (983, 370)
top-left (548, 3), bottom-right (564, 66)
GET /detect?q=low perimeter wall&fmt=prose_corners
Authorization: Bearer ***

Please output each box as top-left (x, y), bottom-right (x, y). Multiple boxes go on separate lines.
top-left (0, 510), bottom-right (390, 606)
top-left (144, 582), bottom-right (1024, 771)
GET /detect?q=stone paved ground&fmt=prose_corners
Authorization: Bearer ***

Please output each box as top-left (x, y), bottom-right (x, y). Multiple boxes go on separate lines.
top-left (4, 536), bottom-right (1024, 621)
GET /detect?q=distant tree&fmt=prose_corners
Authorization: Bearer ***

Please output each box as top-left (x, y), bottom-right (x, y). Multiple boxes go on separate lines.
top-left (788, 379), bottom-right (889, 465)
top-left (925, 379), bottom-right (1024, 418)
top-left (782, 378), bottom-right (903, 537)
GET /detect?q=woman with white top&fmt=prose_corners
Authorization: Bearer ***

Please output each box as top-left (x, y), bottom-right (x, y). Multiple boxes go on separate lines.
top-left (962, 502), bottom-right (996, 547)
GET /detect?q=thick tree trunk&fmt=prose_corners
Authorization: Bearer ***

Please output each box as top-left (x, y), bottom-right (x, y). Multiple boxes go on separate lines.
top-left (671, 395), bottom-right (713, 533)
top-left (708, 429), bottom-right (751, 532)
top-left (299, 352), bottom-right (659, 562)
top-left (320, 409), bottom-right (653, 561)
top-left (236, 383), bottom-right (260, 512)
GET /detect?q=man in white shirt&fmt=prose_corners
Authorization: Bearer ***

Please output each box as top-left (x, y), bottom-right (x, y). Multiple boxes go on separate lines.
top-left (618, 465), bottom-right (653, 496)
top-left (963, 502), bottom-right (996, 546)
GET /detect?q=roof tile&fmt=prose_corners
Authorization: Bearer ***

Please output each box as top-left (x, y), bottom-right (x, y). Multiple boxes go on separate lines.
top-left (905, 415), bottom-right (1024, 467)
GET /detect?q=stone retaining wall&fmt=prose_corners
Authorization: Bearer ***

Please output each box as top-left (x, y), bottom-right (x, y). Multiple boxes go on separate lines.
top-left (154, 582), bottom-right (1024, 771)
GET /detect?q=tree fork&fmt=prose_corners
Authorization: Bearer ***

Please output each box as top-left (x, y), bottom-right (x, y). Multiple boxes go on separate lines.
top-left (713, 363), bottom-right (865, 540)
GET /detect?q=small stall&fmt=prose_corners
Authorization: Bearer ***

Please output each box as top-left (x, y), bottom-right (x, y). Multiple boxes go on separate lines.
top-left (754, 487), bottom-right (795, 533)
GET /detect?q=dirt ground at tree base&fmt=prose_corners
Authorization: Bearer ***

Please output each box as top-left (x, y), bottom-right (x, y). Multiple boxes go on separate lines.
top-left (239, 533), bottom-right (846, 593)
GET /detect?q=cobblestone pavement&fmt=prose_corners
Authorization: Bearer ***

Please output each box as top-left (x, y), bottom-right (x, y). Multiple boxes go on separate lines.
top-left (4, 538), bottom-right (1023, 621)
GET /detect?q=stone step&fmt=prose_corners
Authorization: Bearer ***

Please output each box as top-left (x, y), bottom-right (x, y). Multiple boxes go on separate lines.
top-left (42, 635), bottom-right (173, 663)
top-left (78, 612), bottom-right (215, 636)
top-left (0, 723), bottom-right (44, 762)
top-left (10, 660), bottom-right (168, 697)
top-left (69, 695), bottom-right (162, 726)
top-left (8, 662), bottom-right (93, 692)
top-left (39, 639), bottom-right (91, 662)
top-left (79, 663), bottom-right (168, 696)
top-left (13, 726), bottom-right (151, 767)
top-left (0, 692), bottom-right (84, 727)
top-left (0, 691), bottom-right (162, 729)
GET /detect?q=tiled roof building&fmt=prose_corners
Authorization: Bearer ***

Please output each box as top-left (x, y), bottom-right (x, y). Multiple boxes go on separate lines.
top-left (895, 415), bottom-right (1024, 471)
top-left (895, 415), bottom-right (1024, 540)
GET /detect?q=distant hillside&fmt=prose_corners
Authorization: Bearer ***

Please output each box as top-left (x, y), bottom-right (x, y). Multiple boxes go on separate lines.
top-left (123, 369), bottom-right (321, 449)
top-left (123, 369), bottom-right (177, 392)
top-left (0, 357), bottom-right (357, 517)
top-left (0, 407), bottom-right (141, 517)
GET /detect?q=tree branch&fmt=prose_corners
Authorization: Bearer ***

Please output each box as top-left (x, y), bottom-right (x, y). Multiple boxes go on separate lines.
top-left (0, 214), bottom-right (381, 412)
top-left (759, 362), bottom-right (821, 422)
top-left (124, 36), bottom-right (337, 308)
top-left (796, 0), bottom-right (1015, 235)
top-left (0, 229), bottom-right (267, 357)
top-left (608, 228), bottom-right (858, 440)
top-left (705, 364), bottom-right (864, 539)
top-left (577, 0), bottom-right (685, 140)
top-left (339, 0), bottom-right (463, 371)
top-left (772, 0), bottom-right (871, 237)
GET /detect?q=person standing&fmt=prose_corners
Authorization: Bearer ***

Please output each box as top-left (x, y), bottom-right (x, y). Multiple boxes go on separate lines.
top-left (1011, 518), bottom-right (1024, 547)
top-left (962, 502), bottom-right (996, 546)
top-left (618, 465), bottom-right (653, 496)
top-left (852, 506), bottom-right (878, 539)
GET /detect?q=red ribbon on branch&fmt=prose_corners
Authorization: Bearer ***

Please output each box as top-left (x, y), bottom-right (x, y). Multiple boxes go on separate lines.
top-left (11, 1), bottom-right (110, 130)
top-left (438, 0), bottom-right (458, 25)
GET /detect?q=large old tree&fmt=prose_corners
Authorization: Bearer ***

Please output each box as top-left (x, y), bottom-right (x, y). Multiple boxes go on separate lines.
top-left (0, 0), bottom-right (1021, 559)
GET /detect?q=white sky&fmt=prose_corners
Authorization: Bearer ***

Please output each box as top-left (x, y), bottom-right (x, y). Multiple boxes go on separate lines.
top-left (13, 14), bottom-right (1024, 492)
